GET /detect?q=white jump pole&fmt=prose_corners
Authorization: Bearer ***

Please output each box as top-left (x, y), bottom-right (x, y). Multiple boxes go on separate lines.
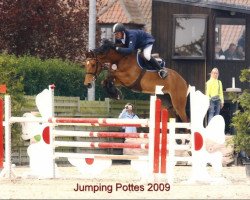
top-left (148, 95), bottom-right (156, 174)
top-left (48, 85), bottom-right (56, 178)
top-left (0, 95), bottom-right (16, 178)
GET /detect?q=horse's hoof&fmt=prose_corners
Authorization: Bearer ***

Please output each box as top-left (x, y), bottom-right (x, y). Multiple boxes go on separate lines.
top-left (176, 139), bottom-right (182, 145)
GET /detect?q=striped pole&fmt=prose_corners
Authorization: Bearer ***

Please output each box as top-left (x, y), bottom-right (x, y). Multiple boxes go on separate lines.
top-left (48, 118), bottom-right (149, 127)
top-left (55, 152), bottom-right (149, 161)
top-left (54, 141), bottom-right (149, 149)
top-left (53, 130), bottom-right (149, 138)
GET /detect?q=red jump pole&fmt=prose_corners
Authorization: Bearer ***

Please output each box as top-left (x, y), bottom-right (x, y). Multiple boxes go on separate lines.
top-left (153, 98), bottom-right (161, 173)
top-left (160, 109), bottom-right (168, 173)
top-left (0, 98), bottom-right (3, 169)
top-left (0, 84), bottom-right (6, 169)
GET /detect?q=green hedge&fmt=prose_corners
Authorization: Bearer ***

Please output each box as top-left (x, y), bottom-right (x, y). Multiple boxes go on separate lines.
top-left (15, 55), bottom-right (87, 99)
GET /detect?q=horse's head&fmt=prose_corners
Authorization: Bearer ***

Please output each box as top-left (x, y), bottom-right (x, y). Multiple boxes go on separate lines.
top-left (83, 51), bottom-right (104, 88)
top-left (83, 40), bottom-right (122, 88)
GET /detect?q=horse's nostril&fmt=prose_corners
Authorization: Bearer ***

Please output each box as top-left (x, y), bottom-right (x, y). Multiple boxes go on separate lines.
top-left (87, 83), bottom-right (92, 89)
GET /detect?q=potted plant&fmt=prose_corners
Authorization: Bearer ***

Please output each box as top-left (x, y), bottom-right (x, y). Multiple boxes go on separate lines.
top-left (230, 69), bottom-right (250, 177)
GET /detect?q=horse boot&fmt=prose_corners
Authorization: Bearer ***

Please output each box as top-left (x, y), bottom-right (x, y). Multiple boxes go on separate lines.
top-left (149, 57), bottom-right (168, 79)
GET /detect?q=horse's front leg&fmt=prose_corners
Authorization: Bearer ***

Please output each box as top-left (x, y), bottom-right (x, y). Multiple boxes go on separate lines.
top-left (102, 76), bottom-right (123, 99)
top-left (113, 78), bottom-right (122, 86)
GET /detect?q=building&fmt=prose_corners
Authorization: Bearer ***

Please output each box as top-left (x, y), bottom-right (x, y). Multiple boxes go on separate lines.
top-left (97, 0), bottom-right (250, 133)
top-left (97, 0), bottom-right (151, 40)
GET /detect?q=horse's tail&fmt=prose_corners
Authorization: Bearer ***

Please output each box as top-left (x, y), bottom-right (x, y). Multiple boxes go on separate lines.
top-left (185, 84), bottom-right (192, 122)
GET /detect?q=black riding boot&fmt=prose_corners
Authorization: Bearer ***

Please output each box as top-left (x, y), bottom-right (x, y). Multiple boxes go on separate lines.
top-left (149, 57), bottom-right (167, 79)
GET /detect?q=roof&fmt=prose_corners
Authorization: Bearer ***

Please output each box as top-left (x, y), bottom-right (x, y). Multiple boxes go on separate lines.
top-left (221, 25), bottom-right (245, 51)
top-left (97, 0), bottom-right (152, 32)
top-left (153, 0), bottom-right (250, 14)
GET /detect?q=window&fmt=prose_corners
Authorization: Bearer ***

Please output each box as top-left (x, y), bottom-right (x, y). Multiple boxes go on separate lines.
top-left (173, 14), bottom-right (207, 59)
top-left (101, 27), bottom-right (113, 41)
top-left (215, 18), bottom-right (245, 60)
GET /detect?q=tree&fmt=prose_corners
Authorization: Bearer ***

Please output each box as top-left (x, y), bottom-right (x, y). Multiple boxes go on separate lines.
top-left (231, 69), bottom-right (250, 156)
top-left (0, 0), bottom-right (89, 62)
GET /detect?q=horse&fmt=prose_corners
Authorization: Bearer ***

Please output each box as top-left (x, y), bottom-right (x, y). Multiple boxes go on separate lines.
top-left (83, 40), bottom-right (189, 123)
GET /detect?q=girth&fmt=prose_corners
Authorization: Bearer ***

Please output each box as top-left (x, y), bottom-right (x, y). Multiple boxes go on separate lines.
top-left (126, 69), bottom-right (146, 92)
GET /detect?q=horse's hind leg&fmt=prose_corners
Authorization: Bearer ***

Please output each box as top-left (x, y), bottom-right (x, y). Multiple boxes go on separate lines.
top-left (171, 93), bottom-right (191, 146)
top-left (158, 95), bottom-right (178, 119)
top-left (171, 94), bottom-right (188, 123)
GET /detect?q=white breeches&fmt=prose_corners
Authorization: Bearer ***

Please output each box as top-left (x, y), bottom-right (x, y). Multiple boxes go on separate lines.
top-left (143, 44), bottom-right (153, 61)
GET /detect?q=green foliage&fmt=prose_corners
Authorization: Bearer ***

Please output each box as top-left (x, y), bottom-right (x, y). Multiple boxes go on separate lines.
top-left (231, 69), bottom-right (250, 153)
top-left (16, 55), bottom-right (87, 99)
top-left (0, 53), bottom-right (25, 145)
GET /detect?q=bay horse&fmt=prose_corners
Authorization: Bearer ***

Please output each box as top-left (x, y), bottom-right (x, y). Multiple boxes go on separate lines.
top-left (83, 40), bottom-right (189, 122)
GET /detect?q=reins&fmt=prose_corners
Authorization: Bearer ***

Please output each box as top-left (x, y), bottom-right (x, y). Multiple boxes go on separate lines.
top-left (85, 53), bottom-right (106, 80)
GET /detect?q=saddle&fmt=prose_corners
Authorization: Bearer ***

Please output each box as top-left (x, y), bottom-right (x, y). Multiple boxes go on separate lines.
top-left (136, 52), bottom-right (166, 71)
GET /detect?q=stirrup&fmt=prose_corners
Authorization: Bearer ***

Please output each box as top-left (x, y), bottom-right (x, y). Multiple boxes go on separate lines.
top-left (158, 69), bottom-right (167, 79)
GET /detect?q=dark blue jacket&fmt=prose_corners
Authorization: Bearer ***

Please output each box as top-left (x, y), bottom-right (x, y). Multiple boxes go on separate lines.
top-left (116, 29), bottom-right (155, 55)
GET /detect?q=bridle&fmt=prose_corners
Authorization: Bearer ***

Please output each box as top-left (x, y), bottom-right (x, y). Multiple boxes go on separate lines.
top-left (85, 53), bottom-right (105, 80)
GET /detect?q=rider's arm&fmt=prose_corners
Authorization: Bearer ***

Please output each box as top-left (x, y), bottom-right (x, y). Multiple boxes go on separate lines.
top-left (116, 35), bottom-right (136, 55)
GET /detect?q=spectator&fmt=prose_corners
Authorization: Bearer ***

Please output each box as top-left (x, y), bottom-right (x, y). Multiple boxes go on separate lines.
top-left (235, 45), bottom-right (245, 60)
top-left (237, 30), bottom-right (245, 49)
top-left (215, 44), bottom-right (225, 59)
top-left (206, 68), bottom-right (224, 123)
top-left (224, 43), bottom-right (237, 60)
top-left (118, 103), bottom-right (139, 133)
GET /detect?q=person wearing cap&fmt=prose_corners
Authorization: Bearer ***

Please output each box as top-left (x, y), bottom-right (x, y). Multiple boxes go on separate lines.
top-left (118, 103), bottom-right (139, 133)
top-left (112, 23), bottom-right (167, 79)
top-left (206, 67), bottom-right (224, 123)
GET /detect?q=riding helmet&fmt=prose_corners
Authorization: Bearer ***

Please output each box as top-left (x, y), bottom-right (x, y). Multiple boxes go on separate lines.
top-left (113, 23), bottom-right (126, 33)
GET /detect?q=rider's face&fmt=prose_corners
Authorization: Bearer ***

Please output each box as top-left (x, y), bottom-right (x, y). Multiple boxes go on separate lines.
top-left (114, 31), bottom-right (124, 40)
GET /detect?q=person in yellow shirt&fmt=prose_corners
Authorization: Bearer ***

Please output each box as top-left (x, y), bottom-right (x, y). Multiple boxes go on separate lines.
top-left (206, 68), bottom-right (224, 122)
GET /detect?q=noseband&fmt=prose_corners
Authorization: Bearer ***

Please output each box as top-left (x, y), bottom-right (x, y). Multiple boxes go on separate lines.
top-left (85, 54), bottom-right (104, 80)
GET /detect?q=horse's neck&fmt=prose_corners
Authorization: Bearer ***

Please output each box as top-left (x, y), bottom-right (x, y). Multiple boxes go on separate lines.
top-left (106, 51), bottom-right (140, 74)
top-left (119, 54), bottom-right (139, 70)
top-left (107, 51), bottom-right (124, 64)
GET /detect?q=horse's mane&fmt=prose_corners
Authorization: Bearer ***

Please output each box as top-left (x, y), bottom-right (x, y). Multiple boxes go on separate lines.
top-left (94, 39), bottom-right (115, 54)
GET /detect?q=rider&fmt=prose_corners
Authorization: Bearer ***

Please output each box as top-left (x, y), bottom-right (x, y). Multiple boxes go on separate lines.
top-left (112, 23), bottom-right (167, 79)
